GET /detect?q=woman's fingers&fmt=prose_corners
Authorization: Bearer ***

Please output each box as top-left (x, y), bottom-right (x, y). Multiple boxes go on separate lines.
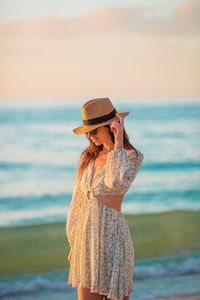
top-left (110, 113), bottom-right (124, 137)
top-left (115, 113), bottom-right (124, 125)
top-left (114, 113), bottom-right (124, 134)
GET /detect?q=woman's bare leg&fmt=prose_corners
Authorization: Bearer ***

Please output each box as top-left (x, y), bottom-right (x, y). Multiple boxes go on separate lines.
top-left (77, 287), bottom-right (104, 300)
top-left (78, 287), bottom-right (130, 300)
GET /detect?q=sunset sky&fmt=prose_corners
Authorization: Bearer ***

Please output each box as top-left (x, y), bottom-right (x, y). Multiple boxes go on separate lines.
top-left (0, 0), bottom-right (199, 102)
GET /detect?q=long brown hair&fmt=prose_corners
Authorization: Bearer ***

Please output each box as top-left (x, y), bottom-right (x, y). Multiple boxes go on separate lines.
top-left (77, 125), bottom-right (138, 177)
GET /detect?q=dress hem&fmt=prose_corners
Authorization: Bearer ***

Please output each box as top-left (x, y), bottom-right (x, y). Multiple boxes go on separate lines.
top-left (68, 280), bottom-right (134, 300)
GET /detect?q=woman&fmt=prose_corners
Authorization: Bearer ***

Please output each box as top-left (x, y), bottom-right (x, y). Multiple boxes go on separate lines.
top-left (66, 97), bottom-right (144, 300)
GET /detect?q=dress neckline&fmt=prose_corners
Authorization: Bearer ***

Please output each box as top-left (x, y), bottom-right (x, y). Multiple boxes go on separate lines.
top-left (90, 159), bottom-right (106, 187)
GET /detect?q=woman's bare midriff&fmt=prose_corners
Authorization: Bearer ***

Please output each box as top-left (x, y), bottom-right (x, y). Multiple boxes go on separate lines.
top-left (95, 194), bottom-right (125, 211)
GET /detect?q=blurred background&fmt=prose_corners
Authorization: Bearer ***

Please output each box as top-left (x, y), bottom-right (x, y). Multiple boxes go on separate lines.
top-left (0, 0), bottom-right (200, 299)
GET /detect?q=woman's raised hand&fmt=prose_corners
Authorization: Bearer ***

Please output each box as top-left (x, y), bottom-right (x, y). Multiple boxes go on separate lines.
top-left (110, 113), bottom-right (124, 149)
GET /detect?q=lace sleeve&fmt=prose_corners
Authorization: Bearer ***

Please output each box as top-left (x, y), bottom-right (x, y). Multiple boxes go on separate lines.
top-left (66, 170), bottom-right (84, 248)
top-left (104, 147), bottom-right (144, 189)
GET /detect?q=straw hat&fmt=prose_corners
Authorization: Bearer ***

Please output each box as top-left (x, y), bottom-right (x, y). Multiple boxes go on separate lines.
top-left (73, 97), bottom-right (129, 135)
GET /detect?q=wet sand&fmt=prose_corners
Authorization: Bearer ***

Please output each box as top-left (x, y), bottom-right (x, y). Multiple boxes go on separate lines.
top-left (0, 210), bottom-right (200, 276)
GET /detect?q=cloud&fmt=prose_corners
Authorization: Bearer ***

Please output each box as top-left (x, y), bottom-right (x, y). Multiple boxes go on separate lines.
top-left (173, 0), bottom-right (200, 34)
top-left (0, 16), bottom-right (89, 38)
top-left (0, 0), bottom-right (199, 39)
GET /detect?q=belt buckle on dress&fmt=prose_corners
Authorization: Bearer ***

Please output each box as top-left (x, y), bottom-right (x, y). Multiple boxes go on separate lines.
top-left (86, 189), bottom-right (94, 202)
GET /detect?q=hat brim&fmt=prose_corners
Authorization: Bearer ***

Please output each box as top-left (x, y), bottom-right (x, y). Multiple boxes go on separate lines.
top-left (73, 110), bottom-right (129, 135)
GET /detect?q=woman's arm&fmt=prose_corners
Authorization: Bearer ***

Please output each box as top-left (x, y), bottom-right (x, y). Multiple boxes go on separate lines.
top-left (104, 148), bottom-right (144, 189)
top-left (105, 112), bottom-right (144, 189)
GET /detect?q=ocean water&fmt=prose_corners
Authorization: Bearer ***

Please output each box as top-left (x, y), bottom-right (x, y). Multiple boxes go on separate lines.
top-left (0, 100), bottom-right (200, 226)
top-left (0, 100), bottom-right (200, 299)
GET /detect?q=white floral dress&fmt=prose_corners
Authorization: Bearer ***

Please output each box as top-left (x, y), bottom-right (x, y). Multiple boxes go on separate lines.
top-left (66, 147), bottom-right (144, 300)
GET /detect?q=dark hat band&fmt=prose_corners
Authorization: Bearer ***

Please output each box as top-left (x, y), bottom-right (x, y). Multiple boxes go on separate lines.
top-left (83, 108), bottom-right (117, 126)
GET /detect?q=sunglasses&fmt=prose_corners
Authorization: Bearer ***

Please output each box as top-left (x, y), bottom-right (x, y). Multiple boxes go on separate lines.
top-left (85, 124), bottom-right (111, 136)
top-left (85, 128), bottom-right (98, 136)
